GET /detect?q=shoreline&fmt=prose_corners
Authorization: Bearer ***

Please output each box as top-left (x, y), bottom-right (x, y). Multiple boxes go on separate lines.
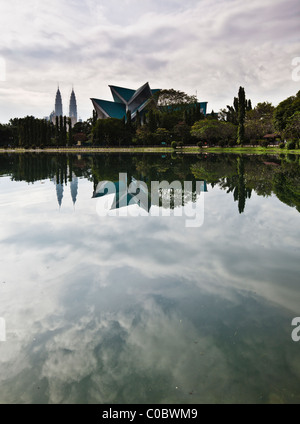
top-left (0, 146), bottom-right (300, 155)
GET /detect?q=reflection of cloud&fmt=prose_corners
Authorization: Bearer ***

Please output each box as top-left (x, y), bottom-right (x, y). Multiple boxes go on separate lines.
top-left (0, 176), bottom-right (300, 403)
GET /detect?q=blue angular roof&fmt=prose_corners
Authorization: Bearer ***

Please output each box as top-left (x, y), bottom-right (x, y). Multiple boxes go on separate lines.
top-left (91, 83), bottom-right (161, 120)
top-left (91, 99), bottom-right (126, 120)
top-left (110, 86), bottom-right (136, 103)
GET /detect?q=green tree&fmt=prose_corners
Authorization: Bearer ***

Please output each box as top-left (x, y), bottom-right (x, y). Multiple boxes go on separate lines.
top-left (59, 116), bottom-right (64, 146)
top-left (273, 90), bottom-right (300, 132)
top-left (55, 116), bottom-right (59, 145)
top-left (125, 111), bottom-right (133, 144)
top-left (155, 128), bottom-right (171, 145)
top-left (157, 89), bottom-right (197, 112)
top-left (135, 125), bottom-right (152, 146)
top-left (245, 102), bottom-right (275, 144)
top-left (0, 124), bottom-right (14, 147)
top-left (135, 110), bottom-right (141, 129)
top-left (92, 110), bottom-right (98, 126)
top-left (173, 121), bottom-right (191, 143)
top-left (191, 119), bottom-right (237, 146)
top-left (283, 111), bottom-right (300, 145)
top-left (237, 87), bottom-right (246, 145)
top-left (92, 118), bottom-right (126, 146)
top-left (220, 97), bottom-right (239, 124)
top-left (147, 109), bottom-right (157, 134)
top-left (68, 118), bottom-right (73, 146)
top-left (63, 116), bottom-right (67, 146)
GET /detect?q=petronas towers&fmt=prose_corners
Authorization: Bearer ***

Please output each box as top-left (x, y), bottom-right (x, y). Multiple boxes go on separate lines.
top-left (55, 88), bottom-right (63, 117)
top-left (69, 89), bottom-right (78, 127)
top-left (51, 87), bottom-right (78, 127)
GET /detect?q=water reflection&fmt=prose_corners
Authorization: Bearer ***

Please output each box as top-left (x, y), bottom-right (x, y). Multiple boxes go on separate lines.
top-left (93, 177), bottom-right (152, 213)
top-left (0, 152), bottom-right (300, 404)
top-left (0, 153), bottom-right (299, 214)
top-left (53, 173), bottom-right (78, 209)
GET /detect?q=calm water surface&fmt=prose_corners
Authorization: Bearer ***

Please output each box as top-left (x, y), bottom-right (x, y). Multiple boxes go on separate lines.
top-left (0, 152), bottom-right (299, 404)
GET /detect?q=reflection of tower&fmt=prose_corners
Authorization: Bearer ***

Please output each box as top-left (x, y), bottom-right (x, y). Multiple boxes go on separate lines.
top-left (55, 87), bottom-right (63, 118)
top-left (70, 173), bottom-right (78, 206)
top-left (53, 171), bottom-right (78, 209)
top-left (56, 179), bottom-right (64, 209)
top-left (69, 88), bottom-right (78, 127)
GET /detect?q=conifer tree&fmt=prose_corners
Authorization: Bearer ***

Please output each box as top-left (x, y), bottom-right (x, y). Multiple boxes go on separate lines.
top-left (68, 118), bottom-right (72, 146)
top-left (63, 116), bottom-right (67, 146)
top-left (237, 87), bottom-right (246, 145)
top-left (135, 110), bottom-right (141, 129)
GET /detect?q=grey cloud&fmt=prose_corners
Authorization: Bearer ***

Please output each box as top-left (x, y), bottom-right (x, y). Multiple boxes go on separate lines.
top-left (0, 0), bottom-right (299, 124)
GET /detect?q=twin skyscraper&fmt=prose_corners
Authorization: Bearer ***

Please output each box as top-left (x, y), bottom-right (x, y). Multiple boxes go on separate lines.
top-left (50, 87), bottom-right (78, 127)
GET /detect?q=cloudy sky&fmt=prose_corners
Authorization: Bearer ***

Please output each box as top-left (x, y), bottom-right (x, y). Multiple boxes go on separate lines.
top-left (0, 0), bottom-right (299, 123)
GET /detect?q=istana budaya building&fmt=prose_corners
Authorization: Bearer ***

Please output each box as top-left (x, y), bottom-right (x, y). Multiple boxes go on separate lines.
top-left (91, 82), bottom-right (208, 122)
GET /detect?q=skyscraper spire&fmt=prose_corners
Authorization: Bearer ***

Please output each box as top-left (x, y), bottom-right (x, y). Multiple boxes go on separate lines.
top-left (69, 88), bottom-right (78, 127)
top-left (55, 87), bottom-right (63, 118)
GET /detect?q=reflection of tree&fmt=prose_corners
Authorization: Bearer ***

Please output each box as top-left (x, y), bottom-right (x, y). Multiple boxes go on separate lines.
top-left (2, 152), bottom-right (300, 215)
top-left (273, 163), bottom-right (300, 213)
top-left (154, 187), bottom-right (198, 209)
top-left (192, 153), bottom-right (300, 214)
top-left (218, 157), bottom-right (252, 213)
top-left (235, 157), bottom-right (252, 214)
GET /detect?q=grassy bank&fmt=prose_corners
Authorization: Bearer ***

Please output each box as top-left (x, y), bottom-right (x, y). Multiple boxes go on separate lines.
top-left (0, 146), bottom-right (300, 154)
top-left (185, 146), bottom-right (300, 155)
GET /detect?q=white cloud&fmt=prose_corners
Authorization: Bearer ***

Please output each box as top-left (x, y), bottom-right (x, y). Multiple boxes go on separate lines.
top-left (0, 0), bottom-right (299, 122)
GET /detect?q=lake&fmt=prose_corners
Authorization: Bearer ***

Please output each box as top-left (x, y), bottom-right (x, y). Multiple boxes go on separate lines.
top-left (0, 152), bottom-right (299, 404)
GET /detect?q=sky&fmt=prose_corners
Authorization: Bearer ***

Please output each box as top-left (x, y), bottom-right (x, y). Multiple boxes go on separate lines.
top-left (0, 0), bottom-right (299, 123)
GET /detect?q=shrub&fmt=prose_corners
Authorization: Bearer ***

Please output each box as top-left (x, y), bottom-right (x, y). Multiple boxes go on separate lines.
top-left (261, 139), bottom-right (269, 148)
top-left (177, 141), bottom-right (184, 148)
top-left (171, 141), bottom-right (177, 150)
top-left (279, 142), bottom-right (285, 149)
top-left (197, 141), bottom-right (203, 148)
top-left (287, 140), bottom-right (296, 150)
top-left (228, 138), bottom-right (237, 147)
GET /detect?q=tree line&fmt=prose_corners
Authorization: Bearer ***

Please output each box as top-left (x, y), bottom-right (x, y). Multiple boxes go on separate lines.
top-left (0, 88), bottom-right (299, 149)
top-left (193, 88), bottom-right (300, 149)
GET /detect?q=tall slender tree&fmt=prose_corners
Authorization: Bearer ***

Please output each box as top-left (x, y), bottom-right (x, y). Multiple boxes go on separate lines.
top-left (59, 115), bottom-right (64, 146)
top-left (135, 110), bottom-right (141, 129)
top-left (63, 116), bottom-right (67, 146)
top-left (237, 87), bottom-right (246, 145)
top-left (68, 118), bottom-right (72, 146)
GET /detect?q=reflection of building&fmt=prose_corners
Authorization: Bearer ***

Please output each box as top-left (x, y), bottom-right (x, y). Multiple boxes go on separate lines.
top-left (91, 82), bottom-right (161, 122)
top-left (93, 178), bottom-right (151, 213)
top-left (93, 177), bottom-right (208, 212)
top-left (54, 172), bottom-right (78, 208)
top-left (70, 174), bottom-right (78, 205)
top-left (56, 179), bottom-right (64, 208)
